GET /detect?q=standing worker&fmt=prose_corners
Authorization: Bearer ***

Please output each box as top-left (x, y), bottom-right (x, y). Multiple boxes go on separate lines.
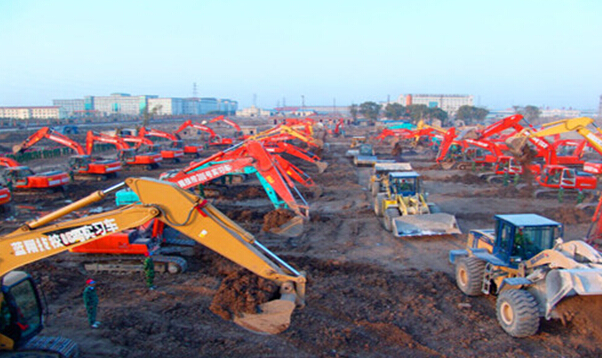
top-left (143, 251), bottom-right (156, 290)
top-left (83, 279), bottom-right (100, 329)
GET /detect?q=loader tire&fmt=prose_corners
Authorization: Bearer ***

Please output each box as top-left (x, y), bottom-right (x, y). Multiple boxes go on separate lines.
top-left (374, 193), bottom-right (386, 217)
top-left (496, 289), bottom-right (540, 338)
top-left (383, 208), bottom-right (400, 232)
top-left (455, 257), bottom-right (486, 296)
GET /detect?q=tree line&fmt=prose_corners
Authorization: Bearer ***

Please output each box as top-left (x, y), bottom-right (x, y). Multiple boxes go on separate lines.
top-left (348, 102), bottom-right (541, 125)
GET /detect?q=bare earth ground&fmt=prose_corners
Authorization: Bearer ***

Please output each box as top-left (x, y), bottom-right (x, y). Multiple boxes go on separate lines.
top-left (2, 124), bottom-right (601, 358)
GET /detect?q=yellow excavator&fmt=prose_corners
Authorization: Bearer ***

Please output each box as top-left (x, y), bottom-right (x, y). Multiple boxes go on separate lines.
top-left (0, 178), bottom-right (306, 357)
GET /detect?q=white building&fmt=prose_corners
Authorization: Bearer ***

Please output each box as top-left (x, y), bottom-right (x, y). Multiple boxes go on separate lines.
top-left (0, 106), bottom-right (66, 120)
top-left (398, 94), bottom-right (474, 116)
top-left (92, 93), bottom-right (157, 116)
top-left (236, 105), bottom-right (274, 117)
top-left (540, 108), bottom-right (581, 118)
top-left (148, 98), bottom-right (185, 116)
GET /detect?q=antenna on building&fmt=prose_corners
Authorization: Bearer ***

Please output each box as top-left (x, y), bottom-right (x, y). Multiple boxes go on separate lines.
top-left (253, 93), bottom-right (257, 107)
top-left (283, 97), bottom-right (286, 107)
top-left (387, 94), bottom-right (390, 104)
top-left (193, 82), bottom-right (198, 98)
top-left (301, 95), bottom-right (305, 109)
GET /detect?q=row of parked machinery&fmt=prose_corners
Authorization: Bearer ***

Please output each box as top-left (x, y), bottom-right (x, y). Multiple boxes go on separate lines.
top-left (370, 116), bottom-right (602, 338)
top-left (0, 117), bottom-right (328, 356)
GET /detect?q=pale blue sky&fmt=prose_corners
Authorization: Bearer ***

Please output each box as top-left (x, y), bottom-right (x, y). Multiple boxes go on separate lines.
top-left (1, 0), bottom-right (601, 110)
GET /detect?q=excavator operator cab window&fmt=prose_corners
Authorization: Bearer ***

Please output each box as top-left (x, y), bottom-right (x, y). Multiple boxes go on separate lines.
top-left (4, 278), bottom-right (42, 343)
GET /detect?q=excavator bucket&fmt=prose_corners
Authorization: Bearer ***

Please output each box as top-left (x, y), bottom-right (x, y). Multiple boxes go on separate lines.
top-left (233, 292), bottom-right (297, 334)
top-left (316, 161), bottom-right (328, 174)
top-left (269, 215), bottom-right (305, 238)
top-left (392, 213), bottom-right (461, 238)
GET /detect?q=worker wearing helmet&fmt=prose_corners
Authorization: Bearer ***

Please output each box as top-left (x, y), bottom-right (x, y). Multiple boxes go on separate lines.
top-left (83, 279), bottom-right (100, 328)
top-left (143, 251), bottom-right (156, 290)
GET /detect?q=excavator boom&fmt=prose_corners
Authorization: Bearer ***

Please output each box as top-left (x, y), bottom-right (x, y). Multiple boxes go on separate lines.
top-left (0, 177), bottom-right (306, 336)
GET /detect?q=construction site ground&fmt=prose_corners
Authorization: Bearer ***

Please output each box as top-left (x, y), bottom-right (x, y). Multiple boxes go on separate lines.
top-left (1, 124), bottom-right (601, 358)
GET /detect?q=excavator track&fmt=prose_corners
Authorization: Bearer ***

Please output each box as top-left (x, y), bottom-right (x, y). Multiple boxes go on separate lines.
top-left (75, 254), bottom-right (188, 275)
top-left (6, 336), bottom-right (80, 358)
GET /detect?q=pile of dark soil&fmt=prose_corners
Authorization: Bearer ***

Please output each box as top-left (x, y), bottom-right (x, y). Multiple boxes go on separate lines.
top-left (209, 270), bottom-right (279, 321)
top-left (262, 208), bottom-right (296, 232)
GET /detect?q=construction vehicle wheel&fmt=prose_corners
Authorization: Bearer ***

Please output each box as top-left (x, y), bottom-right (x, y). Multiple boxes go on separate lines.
top-left (455, 257), bottom-right (486, 296)
top-left (496, 289), bottom-right (540, 338)
top-left (383, 208), bottom-right (400, 232)
top-left (374, 193), bottom-right (386, 217)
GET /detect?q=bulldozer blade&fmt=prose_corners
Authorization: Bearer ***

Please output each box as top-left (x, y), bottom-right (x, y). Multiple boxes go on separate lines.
top-left (233, 293), bottom-right (297, 335)
top-left (269, 216), bottom-right (305, 238)
top-left (392, 213), bottom-right (461, 238)
top-left (316, 161), bottom-right (328, 174)
top-left (545, 268), bottom-right (602, 319)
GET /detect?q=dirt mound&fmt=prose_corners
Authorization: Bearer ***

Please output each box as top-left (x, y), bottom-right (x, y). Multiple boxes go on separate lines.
top-left (235, 186), bottom-right (264, 200)
top-left (446, 173), bottom-right (483, 185)
top-left (542, 206), bottom-right (592, 225)
top-left (209, 270), bottom-right (279, 321)
top-left (262, 208), bottom-right (295, 232)
top-left (555, 295), bottom-right (602, 343)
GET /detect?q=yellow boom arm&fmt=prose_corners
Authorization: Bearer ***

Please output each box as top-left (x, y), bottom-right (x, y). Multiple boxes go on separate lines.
top-left (0, 178), bottom-right (306, 291)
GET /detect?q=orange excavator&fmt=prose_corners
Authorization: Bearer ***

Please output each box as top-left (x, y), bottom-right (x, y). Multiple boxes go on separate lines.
top-left (85, 131), bottom-right (162, 170)
top-left (208, 115), bottom-right (246, 140)
top-left (174, 119), bottom-right (234, 146)
top-left (12, 127), bottom-right (122, 180)
top-left (160, 140), bottom-right (309, 237)
top-left (138, 127), bottom-right (202, 158)
top-left (121, 133), bottom-right (184, 164)
top-left (0, 177), bottom-right (307, 356)
top-left (0, 157), bottom-right (70, 192)
top-left (0, 184), bottom-right (11, 211)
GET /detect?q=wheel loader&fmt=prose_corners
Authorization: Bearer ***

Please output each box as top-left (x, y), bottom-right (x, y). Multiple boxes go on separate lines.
top-left (0, 177), bottom-right (306, 357)
top-left (374, 171), bottom-right (461, 237)
top-left (450, 213), bottom-right (602, 337)
top-left (368, 162), bottom-right (413, 196)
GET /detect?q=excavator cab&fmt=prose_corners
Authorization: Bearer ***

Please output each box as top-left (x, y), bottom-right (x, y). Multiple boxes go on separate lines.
top-left (0, 271), bottom-right (43, 351)
top-left (493, 214), bottom-right (561, 266)
top-left (68, 155), bottom-right (91, 172)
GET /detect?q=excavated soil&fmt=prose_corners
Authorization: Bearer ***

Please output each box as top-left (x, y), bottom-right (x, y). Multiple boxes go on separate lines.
top-left (2, 124), bottom-right (602, 357)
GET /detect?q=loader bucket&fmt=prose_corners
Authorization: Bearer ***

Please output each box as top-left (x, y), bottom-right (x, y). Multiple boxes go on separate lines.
top-left (392, 213), bottom-right (461, 238)
top-left (268, 215), bottom-right (305, 238)
top-left (233, 292), bottom-right (297, 334)
top-left (545, 268), bottom-right (602, 319)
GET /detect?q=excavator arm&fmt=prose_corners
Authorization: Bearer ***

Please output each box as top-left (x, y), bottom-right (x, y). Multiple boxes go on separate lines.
top-left (0, 177), bottom-right (306, 334)
top-left (13, 127), bottom-right (86, 155)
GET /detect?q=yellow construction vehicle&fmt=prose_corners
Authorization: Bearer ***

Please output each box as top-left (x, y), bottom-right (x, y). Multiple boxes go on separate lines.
top-left (368, 162), bottom-right (413, 196)
top-left (450, 214), bottom-right (602, 337)
top-left (374, 171), bottom-right (461, 237)
top-left (0, 178), bottom-right (306, 356)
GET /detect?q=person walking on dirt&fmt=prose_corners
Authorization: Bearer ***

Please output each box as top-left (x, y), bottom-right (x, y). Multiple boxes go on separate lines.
top-left (392, 142), bottom-right (403, 162)
top-left (83, 279), bottom-right (100, 328)
top-left (143, 251), bottom-right (156, 290)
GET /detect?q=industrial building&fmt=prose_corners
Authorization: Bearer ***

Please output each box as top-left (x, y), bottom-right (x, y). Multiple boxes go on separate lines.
top-left (398, 94), bottom-right (474, 116)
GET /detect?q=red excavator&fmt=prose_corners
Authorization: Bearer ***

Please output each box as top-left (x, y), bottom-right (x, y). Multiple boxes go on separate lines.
top-left (208, 115), bottom-right (247, 140)
top-left (85, 131), bottom-right (162, 170)
top-left (174, 119), bottom-right (234, 146)
top-left (120, 132), bottom-right (184, 164)
top-left (138, 127), bottom-right (203, 157)
top-left (13, 127), bottom-right (122, 180)
top-left (0, 157), bottom-right (70, 192)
